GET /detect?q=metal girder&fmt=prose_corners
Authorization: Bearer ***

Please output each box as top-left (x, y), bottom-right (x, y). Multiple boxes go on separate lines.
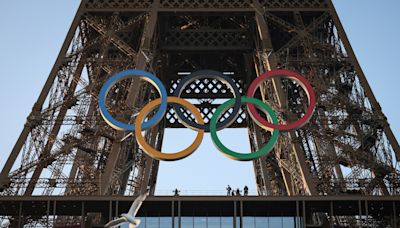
top-left (84, 14), bottom-right (138, 58)
top-left (253, 1), bottom-right (317, 195)
top-left (0, 1), bottom-right (86, 190)
top-left (68, 13), bottom-right (146, 59)
top-left (263, 12), bottom-right (297, 32)
top-left (326, 0), bottom-right (400, 161)
top-left (250, 122), bottom-right (285, 195)
top-left (159, 29), bottom-right (252, 51)
top-left (23, 60), bottom-right (85, 196)
top-left (83, 0), bottom-right (328, 12)
top-left (97, 0), bottom-right (161, 196)
top-left (274, 12), bottom-right (330, 56)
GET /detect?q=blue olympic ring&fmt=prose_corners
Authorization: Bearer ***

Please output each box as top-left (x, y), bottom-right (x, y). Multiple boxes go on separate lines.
top-left (98, 69), bottom-right (168, 131)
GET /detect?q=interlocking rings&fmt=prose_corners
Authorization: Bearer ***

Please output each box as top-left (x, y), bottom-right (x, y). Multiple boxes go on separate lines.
top-left (99, 68), bottom-right (316, 162)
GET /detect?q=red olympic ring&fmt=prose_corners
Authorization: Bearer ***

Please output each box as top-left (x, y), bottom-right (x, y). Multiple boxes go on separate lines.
top-left (246, 69), bottom-right (316, 131)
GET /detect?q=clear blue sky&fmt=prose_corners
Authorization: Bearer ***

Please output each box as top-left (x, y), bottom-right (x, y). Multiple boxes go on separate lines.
top-left (0, 1), bottom-right (399, 195)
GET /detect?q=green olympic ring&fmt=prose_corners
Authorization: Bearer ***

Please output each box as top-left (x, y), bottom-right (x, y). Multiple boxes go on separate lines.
top-left (210, 97), bottom-right (279, 161)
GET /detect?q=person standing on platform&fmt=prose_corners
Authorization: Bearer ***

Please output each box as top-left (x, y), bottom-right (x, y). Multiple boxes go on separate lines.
top-left (236, 188), bottom-right (241, 196)
top-left (244, 186), bottom-right (249, 196)
top-left (173, 188), bottom-right (180, 196)
top-left (226, 185), bottom-right (232, 196)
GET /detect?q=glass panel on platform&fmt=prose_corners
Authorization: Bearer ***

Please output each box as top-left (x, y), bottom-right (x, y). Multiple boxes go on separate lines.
top-left (243, 216), bottom-right (255, 227)
top-left (160, 217), bottom-right (172, 228)
top-left (113, 214), bottom-right (302, 227)
top-left (181, 216), bottom-right (194, 227)
top-left (270, 217), bottom-right (283, 227)
top-left (193, 217), bottom-right (206, 227)
top-left (208, 217), bottom-right (220, 227)
top-left (146, 217), bottom-right (159, 228)
top-left (282, 217), bottom-right (296, 227)
top-left (255, 217), bottom-right (268, 227)
top-left (174, 217), bottom-right (179, 228)
top-left (221, 216), bottom-right (234, 227)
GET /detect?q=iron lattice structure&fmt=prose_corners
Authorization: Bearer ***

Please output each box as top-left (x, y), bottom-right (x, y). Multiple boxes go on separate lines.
top-left (1, 0), bottom-right (400, 226)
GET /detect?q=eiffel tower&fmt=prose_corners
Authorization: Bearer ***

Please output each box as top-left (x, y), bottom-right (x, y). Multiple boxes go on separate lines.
top-left (1, 0), bottom-right (399, 227)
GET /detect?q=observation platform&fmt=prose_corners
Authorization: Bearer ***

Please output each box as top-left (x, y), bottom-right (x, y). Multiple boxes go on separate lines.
top-left (1, 195), bottom-right (400, 227)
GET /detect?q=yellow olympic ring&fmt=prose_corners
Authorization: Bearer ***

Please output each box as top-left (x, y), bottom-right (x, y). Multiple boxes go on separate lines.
top-left (134, 97), bottom-right (205, 161)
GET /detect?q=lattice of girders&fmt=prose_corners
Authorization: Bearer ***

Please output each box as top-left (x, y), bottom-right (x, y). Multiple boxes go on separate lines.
top-left (159, 30), bottom-right (252, 50)
top-left (165, 104), bottom-right (247, 128)
top-left (259, 0), bottom-right (327, 8)
top-left (84, 0), bottom-right (327, 10)
top-left (160, 0), bottom-right (252, 8)
top-left (169, 77), bottom-right (244, 98)
top-left (166, 77), bottom-right (247, 128)
top-left (85, 0), bottom-right (154, 9)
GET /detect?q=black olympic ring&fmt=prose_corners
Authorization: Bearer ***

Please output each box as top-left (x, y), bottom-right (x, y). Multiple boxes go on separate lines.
top-left (171, 70), bottom-right (242, 132)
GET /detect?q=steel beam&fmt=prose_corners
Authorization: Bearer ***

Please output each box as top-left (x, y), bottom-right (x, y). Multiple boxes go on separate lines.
top-left (24, 60), bottom-right (85, 195)
top-left (0, 2), bottom-right (85, 189)
top-left (98, 0), bottom-right (161, 196)
top-left (253, 0), bottom-right (317, 195)
top-left (326, 0), bottom-right (400, 161)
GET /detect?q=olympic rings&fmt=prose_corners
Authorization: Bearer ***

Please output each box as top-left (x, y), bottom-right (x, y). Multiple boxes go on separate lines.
top-left (246, 69), bottom-right (316, 131)
top-left (98, 68), bottom-right (316, 162)
top-left (135, 97), bottom-right (204, 161)
top-left (210, 97), bottom-right (279, 161)
top-left (98, 69), bottom-right (168, 131)
top-left (171, 70), bottom-right (241, 132)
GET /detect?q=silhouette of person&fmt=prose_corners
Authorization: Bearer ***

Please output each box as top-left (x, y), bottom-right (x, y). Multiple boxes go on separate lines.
top-left (244, 185), bottom-right (249, 196)
top-left (173, 188), bottom-right (180, 196)
top-left (226, 185), bottom-right (232, 196)
top-left (231, 191), bottom-right (235, 196)
top-left (236, 188), bottom-right (241, 196)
